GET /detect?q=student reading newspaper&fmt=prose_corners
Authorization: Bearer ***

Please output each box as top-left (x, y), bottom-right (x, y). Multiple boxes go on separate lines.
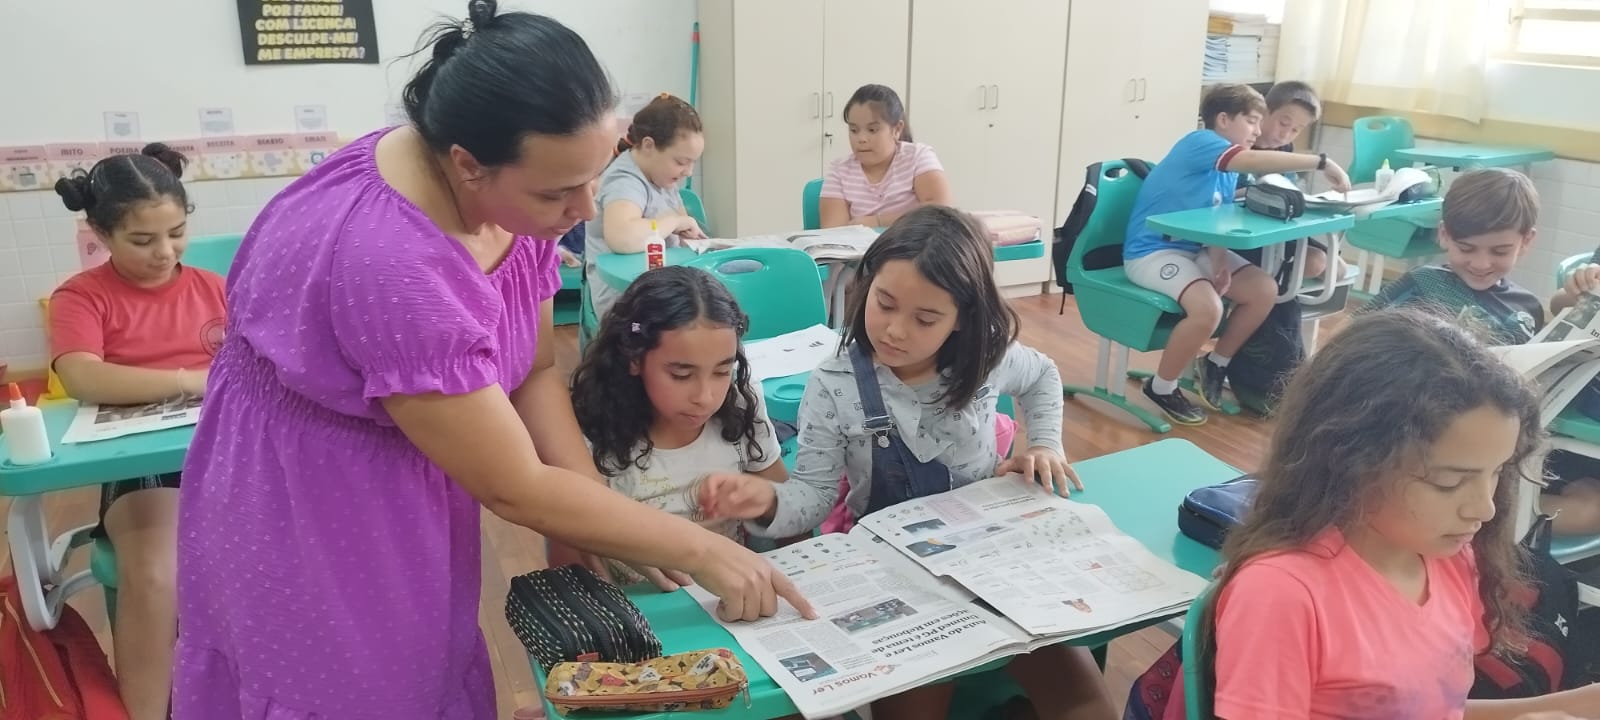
top-left (687, 474), bottom-right (1206, 720)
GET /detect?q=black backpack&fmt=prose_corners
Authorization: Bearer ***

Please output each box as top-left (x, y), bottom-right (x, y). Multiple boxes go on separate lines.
top-left (1053, 158), bottom-right (1152, 297)
top-left (1470, 513), bottom-right (1584, 698)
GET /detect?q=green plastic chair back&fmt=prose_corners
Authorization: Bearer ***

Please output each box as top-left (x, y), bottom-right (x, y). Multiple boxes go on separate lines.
top-left (1181, 583), bottom-right (1218, 719)
top-left (685, 247), bottom-right (826, 341)
top-left (680, 187), bottom-right (710, 237)
top-left (1349, 116), bottom-right (1416, 184)
top-left (1558, 252), bottom-right (1592, 287)
top-left (1064, 160), bottom-right (1188, 351)
top-left (183, 233), bottom-right (244, 277)
top-left (578, 270), bottom-right (599, 352)
top-left (802, 178), bottom-right (823, 230)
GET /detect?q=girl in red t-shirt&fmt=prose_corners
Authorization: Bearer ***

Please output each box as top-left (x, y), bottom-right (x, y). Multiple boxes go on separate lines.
top-left (50, 144), bottom-right (224, 720)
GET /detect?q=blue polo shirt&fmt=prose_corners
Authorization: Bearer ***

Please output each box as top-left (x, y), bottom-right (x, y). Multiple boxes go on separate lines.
top-left (1124, 129), bottom-right (1243, 260)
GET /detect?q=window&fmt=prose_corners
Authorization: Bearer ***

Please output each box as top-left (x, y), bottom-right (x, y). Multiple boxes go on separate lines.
top-left (1496, 0), bottom-right (1600, 67)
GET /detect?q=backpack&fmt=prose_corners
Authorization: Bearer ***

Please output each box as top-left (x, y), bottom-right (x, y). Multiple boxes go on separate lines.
top-left (1053, 158), bottom-right (1152, 295)
top-left (1123, 638), bottom-right (1183, 720)
top-left (1470, 513), bottom-right (1582, 699)
top-left (0, 576), bottom-right (128, 720)
top-left (1227, 298), bottom-right (1304, 415)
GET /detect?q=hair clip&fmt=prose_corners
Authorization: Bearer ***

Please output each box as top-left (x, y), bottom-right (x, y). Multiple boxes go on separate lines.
top-left (461, 18), bottom-right (476, 38)
top-left (631, 322), bottom-right (641, 333)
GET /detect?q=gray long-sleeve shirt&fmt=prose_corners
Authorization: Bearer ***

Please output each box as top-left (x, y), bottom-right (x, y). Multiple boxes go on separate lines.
top-left (749, 341), bottom-right (1064, 538)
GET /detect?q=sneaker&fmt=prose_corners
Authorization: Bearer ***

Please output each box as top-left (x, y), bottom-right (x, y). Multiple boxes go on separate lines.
top-left (1193, 357), bottom-right (1228, 412)
top-left (1142, 379), bottom-right (1206, 426)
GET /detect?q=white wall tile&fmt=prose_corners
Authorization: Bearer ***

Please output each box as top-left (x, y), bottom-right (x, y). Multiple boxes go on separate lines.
top-left (22, 273), bottom-right (60, 300)
top-left (49, 245), bottom-right (80, 274)
top-left (0, 222), bottom-right (13, 249)
top-left (16, 247), bottom-right (53, 275)
top-left (45, 217), bottom-right (78, 246)
top-left (12, 219), bottom-right (48, 247)
top-left (5, 194), bottom-right (42, 220)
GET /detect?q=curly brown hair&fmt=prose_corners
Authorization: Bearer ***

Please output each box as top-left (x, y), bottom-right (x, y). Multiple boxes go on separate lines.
top-left (1207, 308), bottom-right (1540, 658)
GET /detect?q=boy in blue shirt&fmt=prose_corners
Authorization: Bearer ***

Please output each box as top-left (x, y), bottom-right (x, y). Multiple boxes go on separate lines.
top-left (1125, 84), bottom-right (1351, 425)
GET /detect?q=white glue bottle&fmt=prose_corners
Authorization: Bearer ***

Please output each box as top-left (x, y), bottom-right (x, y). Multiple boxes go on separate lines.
top-left (1, 382), bottom-right (51, 466)
top-left (1375, 159), bottom-right (1395, 194)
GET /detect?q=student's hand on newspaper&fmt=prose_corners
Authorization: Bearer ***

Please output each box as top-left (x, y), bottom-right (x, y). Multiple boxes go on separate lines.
top-left (996, 447), bottom-right (1084, 497)
top-left (1564, 263), bottom-right (1600, 298)
top-left (693, 534), bottom-right (817, 622)
top-left (677, 215), bottom-right (708, 240)
top-left (1321, 159), bottom-right (1352, 193)
top-left (697, 472), bottom-right (779, 522)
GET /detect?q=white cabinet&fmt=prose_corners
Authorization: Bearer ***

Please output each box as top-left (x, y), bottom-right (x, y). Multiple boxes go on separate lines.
top-left (908, 0), bottom-right (1071, 292)
top-left (697, 0), bottom-right (909, 236)
top-left (1055, 0), bottom-right (1207, 227)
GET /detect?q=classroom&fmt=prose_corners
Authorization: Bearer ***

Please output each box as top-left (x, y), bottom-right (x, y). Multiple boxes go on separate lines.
top-left (2, 0), bottom-right (1600, 718)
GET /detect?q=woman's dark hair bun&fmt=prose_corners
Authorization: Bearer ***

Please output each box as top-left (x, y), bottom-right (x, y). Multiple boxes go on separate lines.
top-left (466, 0), bottom-right (497, 27)
top-left (141, 142), bottom-right (187, 179)
top-left (53, 172), bottom-right (94, 212)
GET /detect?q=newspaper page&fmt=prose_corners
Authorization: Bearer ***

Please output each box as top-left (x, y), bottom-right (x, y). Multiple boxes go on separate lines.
top-left (857, 475), bottom-right (1208, 638)
top-left (743, 324), bottom-right (839, 383)
top-left (1534, 288), bottom-right (1600, 344)
top-left (684, 225), bottom-right (879, 261)
top-left (685, 531), bottom-right (1035, 719)
top-left (60, 396), bottom-right (203, 444)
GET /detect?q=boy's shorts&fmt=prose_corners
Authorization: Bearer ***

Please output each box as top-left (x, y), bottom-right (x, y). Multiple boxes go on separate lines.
top-left (1125, 247), bottom-right (1253, 301)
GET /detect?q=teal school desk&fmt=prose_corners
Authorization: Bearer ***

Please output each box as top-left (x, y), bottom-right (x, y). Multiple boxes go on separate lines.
top-left (1392, 145), bottom-right (1554, 175)
top-left (1, 401), bottom-right (193, 630)
top-left (1146, 203), bottom-right (1357, 303)
top-left (527, 438), bottom-right (1233, 720)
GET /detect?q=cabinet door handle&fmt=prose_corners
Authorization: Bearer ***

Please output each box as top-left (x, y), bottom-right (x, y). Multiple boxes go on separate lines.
top-left (825, 91), bottom-right (835, 118)
top-left (977, 85), bottom-right (988, 110)
top-left (990, 84), bottom-right (999, 110)
top-left (1137, 78), bottom-right (1147, 101)
top-left (811, 92), bottom-right (821, 119)
top-left (1125, 79), bottom-right (1136, 103)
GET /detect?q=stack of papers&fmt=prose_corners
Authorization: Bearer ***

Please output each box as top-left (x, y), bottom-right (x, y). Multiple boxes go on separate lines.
top-left (1202, 13), bottom-right (1280, 85)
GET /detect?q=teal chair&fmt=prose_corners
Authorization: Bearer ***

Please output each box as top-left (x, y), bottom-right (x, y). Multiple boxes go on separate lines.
top-left (1180, 584), bottom-right (1218, 719)
top-left (183, 233), bottom-right (245, 277)
top-left (91, 536), bottom-right (118, 628)
top-left (1060, 160), bottom-right (1224, 433)
top-left (685, 247), bottom-right (827, 341)
top-left (1349, 116), bottom-right (1416, 184)
top-left (802, 178), bottom-right (823, 231)
top-left (680, 187), bottom-right (710, 237)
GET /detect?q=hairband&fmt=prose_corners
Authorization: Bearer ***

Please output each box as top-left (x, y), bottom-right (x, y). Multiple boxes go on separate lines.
top-left (631, 322), bottom-right (641, 333)
top-left (462, 19), bottom-right (476, 38)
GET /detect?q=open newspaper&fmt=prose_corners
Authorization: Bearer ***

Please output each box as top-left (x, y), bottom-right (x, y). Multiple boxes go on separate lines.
top-left (1492, 288), bottom-right (1600, 426)
top-left (683, 225), bottom-right (880, 261)
top-left (687, 475), bottom-right (1207, 719)
top-left (60, 396), bottom-right (203, 444)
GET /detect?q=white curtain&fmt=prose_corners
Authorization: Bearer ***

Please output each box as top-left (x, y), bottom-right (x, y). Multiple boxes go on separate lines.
top-left (1276, 0), bottom-right (1492, 122)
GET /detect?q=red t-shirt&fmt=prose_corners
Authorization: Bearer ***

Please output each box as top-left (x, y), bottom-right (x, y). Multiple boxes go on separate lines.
top-left (48, 262), bottom-right (227, 370)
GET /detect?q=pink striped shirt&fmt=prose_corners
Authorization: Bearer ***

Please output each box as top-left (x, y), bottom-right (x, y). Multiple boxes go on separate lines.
top-left (820, 141), bottom-right (944, 219)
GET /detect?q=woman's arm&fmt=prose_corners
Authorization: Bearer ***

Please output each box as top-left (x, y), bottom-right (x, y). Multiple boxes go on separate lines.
top-left (383, 384), bottom-right (812, 619)
top-left (1464, 684), bottom-right (1600, 720)
top-left (53, 353), bottom-right (205, 405)
top-left (600, 200), bottom-right (693, 254)
top-left (510, 299), bottom-right (603, 480)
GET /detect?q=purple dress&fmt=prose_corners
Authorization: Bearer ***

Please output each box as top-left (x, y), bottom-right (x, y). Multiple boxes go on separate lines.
top-left (174, 128), bottom-right (560, 719)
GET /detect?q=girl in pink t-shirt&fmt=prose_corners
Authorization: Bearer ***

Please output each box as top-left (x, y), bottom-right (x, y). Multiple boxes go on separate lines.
top-left (1199, 309), bottom-right (1600, 720)
top-left (819, 84), bottom-right (952, 228)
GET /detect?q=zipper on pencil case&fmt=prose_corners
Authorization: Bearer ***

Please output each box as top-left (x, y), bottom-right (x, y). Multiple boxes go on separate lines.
top-left (547, 681), bottom-right (750, 709)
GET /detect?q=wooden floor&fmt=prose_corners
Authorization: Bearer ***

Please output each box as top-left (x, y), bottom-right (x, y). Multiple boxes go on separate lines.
top-left (1, 291), bottom-right (1318, 717)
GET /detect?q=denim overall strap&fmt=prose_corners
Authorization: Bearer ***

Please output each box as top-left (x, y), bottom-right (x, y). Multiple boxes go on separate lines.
top-left (848, 343), bottom-right (954, 516)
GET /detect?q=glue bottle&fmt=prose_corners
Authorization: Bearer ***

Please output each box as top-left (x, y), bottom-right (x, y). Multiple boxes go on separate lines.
top-left (1375, 159), bottom-right (1395, 194)
top-left (645, 220), bottom-right (666, 270)
top-left (1, 382), bottom-right (51, 466)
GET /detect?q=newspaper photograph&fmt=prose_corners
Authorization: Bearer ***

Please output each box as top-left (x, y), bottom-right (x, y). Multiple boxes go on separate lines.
top-left (685, 531), bottom-right (1034, 719)
top-left (857, 475), bottom-right (1207, 637)
top-left (60, 396), bottom-right (203, 444)
top-left (1534, 288), bottom-right (1600, 344)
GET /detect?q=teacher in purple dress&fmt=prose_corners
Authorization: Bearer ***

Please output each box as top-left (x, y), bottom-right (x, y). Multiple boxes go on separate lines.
top-left (172, 3), bottom-right (811, 718)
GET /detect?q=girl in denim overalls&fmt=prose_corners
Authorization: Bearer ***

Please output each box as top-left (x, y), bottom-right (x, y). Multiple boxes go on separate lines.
top-left (700, 205), bottom-right (1117, 720)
